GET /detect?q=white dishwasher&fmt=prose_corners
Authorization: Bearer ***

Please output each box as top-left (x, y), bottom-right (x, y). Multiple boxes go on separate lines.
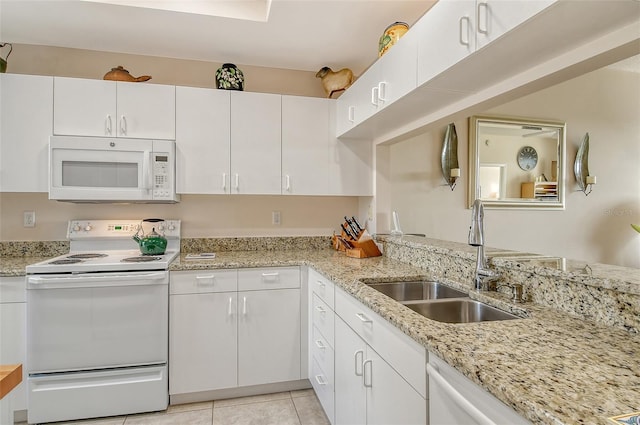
top-left (427, 354), bottom-right (530, 425)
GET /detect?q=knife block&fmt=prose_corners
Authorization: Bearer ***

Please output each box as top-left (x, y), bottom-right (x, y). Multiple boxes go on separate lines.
top-left (334, 226), bottom-right (382, 258)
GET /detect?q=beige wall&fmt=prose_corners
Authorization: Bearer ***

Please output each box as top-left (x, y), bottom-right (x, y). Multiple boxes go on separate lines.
top-left (385, 67), bottom-right (640, 268)
top-left (0, 193), bottom-right (358, 240)
top-left (0, 44), bottom-right (359, 241)
top-left (6, 44), bottom-right (326, 97)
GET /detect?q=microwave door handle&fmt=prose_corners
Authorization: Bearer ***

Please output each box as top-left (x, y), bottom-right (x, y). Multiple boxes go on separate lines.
top-left (143, 151), bottom-right (152, 193)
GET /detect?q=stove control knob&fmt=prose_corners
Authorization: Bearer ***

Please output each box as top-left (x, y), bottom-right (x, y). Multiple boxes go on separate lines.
top-left (157, 223), bottom-right (165, 231)
top-left (72, 224), bottom-right (81, 232)
top-left (84, 225), bottom-right (92, 232)
top-left (167, 223), bottom-right (175, 231)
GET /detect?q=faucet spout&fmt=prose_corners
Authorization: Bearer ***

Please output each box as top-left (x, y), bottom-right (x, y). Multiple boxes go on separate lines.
top-left (468, 199), bottom-right (499, 290)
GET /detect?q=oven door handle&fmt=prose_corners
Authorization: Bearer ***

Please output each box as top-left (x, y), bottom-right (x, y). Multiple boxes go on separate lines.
top-left (27, 272), bottom-right (168, 289)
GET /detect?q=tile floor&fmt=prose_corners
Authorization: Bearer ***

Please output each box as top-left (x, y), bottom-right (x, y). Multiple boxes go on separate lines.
top-left (18, 390), bottom-right (330, 425)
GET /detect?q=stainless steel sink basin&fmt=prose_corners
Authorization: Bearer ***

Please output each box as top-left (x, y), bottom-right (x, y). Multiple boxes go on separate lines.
top-left (367, 281), bottom-right (467, 302)
top-left (405, 299), bottom-right (520, 323)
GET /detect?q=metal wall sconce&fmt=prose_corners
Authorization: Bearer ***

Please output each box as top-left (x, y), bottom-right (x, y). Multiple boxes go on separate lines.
top-left (441, 123), bottom-right (460, 190)
top-left (574, 132), bottom-right (596, 196)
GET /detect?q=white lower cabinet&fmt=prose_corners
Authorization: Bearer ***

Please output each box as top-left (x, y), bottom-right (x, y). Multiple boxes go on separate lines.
top-left (169, 267), bottom-right (302, 397)
top-left (309, 268), bottom-right (337, 423)
top-left (0, 277), bottom-right (27, 423)
top-left (310, 269), bottom-right (427, 425)
top-left (238, 288), bottom-right (301, 386)
top-left (428, 353), bottom-right (530, 425)
top-left (334, 317), bottom-right (426, 425)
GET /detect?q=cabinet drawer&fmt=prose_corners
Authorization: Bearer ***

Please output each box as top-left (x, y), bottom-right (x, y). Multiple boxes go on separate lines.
top-left (0, 276), bottom-right (27, 303)
top-left (311, 357), bottom-right (335, 424)
top-left (311, 325), bottom-right (334, 384)
top-left (311, 294), bottom-right (334, 348)
top-left (308, 268), bottom-right (335, 309)
top-left (335, 286), bottom-right (427, 398)
top-left (170, 270), bottom-right (237, 294)
top-left (238, 267), bottom-right (300, 291)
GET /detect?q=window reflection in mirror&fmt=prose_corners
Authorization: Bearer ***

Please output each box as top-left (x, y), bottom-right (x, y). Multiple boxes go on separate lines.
top-left (468, 115), bottom-right (566, 209)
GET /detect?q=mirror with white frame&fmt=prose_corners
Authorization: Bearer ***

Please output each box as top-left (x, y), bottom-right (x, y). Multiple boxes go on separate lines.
top-left (468, 115), bottom-right (566, 209)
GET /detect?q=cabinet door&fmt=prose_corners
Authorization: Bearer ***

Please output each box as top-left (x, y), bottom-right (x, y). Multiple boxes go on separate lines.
top-left (366, 348), bottom-right (427, 425)
top-left (416, 0), bottom-right (476, 87)
top-left (281, 96), bottom-right (329, 195)
top-left (335, 68), bottom-right (380, 136)
top-left (230, 91), bottom-right (281, 194)
top-left (328, 103), bottom-right (373, 196)
top-left (334, 318), bottom-right (367, 425)
top-left (53, 76), bottom-right (116, 137)
top-left (0, 277), bottom-right (27, 413)
top-left (378, 27), bottom-right (418, 108)
top-left (169, 292), bottom-right (238, 394)
top-left (476, 0), bottom-right (556, 50)
top-left (238, 288), bottom-right (301, 386)
top-left (116, 82), bottom-right (176, 140)
top-left (0, 74), bottom-right (53, 192)
top-left (175, 86), bottom-right (230, 194)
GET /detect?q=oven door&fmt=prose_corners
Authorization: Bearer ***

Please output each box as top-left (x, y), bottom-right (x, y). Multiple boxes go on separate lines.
top-left (49, 135), bottom-right (154, 201)
top-left (27, 271), bottom-right (168, 374)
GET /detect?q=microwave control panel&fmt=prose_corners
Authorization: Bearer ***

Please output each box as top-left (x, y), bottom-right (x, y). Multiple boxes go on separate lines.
top-left (152, 153), bottom-right (171, 199)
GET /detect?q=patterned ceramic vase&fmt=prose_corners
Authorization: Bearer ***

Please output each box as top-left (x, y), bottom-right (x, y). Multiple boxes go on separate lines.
top-left (378, 22), bottom-right (409, 57)
top-left (215, 63), bottom-right (244, 90)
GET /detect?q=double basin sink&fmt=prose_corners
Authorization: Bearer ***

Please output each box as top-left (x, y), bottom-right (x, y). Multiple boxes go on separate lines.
top-left (367, 281), bottom-right (519, 324)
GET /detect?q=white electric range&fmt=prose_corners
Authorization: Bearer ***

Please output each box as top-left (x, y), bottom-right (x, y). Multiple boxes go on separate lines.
top-left (25, 219), bottom-right (180, 424)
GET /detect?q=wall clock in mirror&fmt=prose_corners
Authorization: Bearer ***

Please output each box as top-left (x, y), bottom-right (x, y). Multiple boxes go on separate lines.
top-left (517, 146), bottom-right (538, 170)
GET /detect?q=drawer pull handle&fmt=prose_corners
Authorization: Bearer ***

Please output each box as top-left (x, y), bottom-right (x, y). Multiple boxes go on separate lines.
top-left (315, 374), bottom-right (327, 386)
top-left (316, 305), bottom-right (326, 314)
top-left (459, 16), bottom-right (471, 46)
top-left (354, 350), bottom-right (364, 377)
top-left (261, 272), bottom-right (280, 281)
top-left (195, 275), bottom-right (215, 284)
top-left (315, 340), bottom-right (326, 350)
top-left (363, 359), bottom-right (373, 387)
top-left (316, 280), bottom-right (325, 288)
top-left (242, 296), bottom-right (247, 316)
top-left (228, 297), bottom-right (233, 316)
top-left (356, 312), bottom-right (372, 323)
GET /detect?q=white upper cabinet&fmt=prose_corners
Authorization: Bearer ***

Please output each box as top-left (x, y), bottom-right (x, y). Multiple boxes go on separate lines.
top-left (53, 77), bottom-right (176, 140)
top-left (417, 0), bottom-right (557, 88)
top-left (416, 0), bottom-right (476, 87)
top-left (329, 103), bottom-right (373, 196)
top-left (376, 26), bottom-right (418, 109)
top-left (475, 0), bottom-right (556, 50)
top-left (281, 96), bottom-right (330, 195)
top-left (230, 91), bottom-right (281, 195)
top-left (175, 86), bottom-right (230, 194)
top-left (0, 73), bottom-right (53, 192)
top-left (336, 29), bottom-right (417, 137)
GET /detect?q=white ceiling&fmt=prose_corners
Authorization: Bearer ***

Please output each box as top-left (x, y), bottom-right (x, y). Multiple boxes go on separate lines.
top-left (0, 0), bottom-right (434, 75)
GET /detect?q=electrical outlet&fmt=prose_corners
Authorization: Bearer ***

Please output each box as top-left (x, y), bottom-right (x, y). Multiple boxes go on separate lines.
top-left (23, 211), bottom-right (35, 228)
top-left (272, 211), bottom-right (281, 225)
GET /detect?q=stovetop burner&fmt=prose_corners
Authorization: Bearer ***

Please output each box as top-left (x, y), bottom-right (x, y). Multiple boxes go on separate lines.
top-left (48, 258), bottom-right (83, 265)
top-left (121, 256), bottom-right (162, 263)
top-left (67, 253), bottom-right (108, 259)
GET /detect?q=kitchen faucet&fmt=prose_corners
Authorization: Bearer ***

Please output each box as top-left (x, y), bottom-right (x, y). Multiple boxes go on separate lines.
top-left (468, 199), bottom-right (499, 291)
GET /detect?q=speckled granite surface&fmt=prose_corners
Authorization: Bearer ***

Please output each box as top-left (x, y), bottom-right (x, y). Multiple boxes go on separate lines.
top-left (378, 235), bottom-right (640, 333)
top-left (170, 249), bottom-right (640, 425)
top-left (181, 236), bottom-right (332, 253)
top-left (2, 237), bottom-right (639, 424)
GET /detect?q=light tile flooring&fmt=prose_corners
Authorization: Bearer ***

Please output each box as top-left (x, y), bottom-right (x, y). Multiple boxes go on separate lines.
top-left (18, 390), bottom-right (330, 425)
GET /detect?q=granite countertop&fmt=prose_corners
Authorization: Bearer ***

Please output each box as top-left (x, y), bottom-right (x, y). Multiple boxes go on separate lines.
top-left (171, 249), bottom-right (640, 425)
top-left (3, 248), bottom-right (638, 424)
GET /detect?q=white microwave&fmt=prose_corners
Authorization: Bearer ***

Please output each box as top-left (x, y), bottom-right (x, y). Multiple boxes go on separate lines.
top-left (49, 136), bottom-right (179, 203)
